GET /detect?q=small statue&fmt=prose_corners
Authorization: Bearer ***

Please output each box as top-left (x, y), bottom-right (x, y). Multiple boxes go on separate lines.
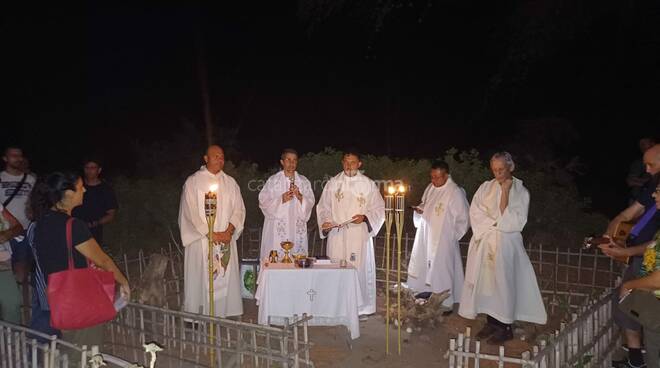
top-left (143, 342), bottom-right (164, 368)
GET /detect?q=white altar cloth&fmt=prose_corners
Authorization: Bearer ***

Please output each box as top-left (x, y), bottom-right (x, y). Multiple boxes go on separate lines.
top-left (255, 262), bottom-right (363, 339)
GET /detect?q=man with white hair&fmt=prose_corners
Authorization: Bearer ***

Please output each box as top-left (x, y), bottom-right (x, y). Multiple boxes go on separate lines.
top-left (459, 152), bottom-right (546, 344)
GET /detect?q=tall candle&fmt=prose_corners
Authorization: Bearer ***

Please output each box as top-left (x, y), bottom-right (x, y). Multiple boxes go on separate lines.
top-left (386, 185), bottom-right (395, 211)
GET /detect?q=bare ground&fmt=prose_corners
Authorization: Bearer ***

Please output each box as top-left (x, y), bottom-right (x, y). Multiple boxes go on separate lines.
top-left (242, 295), bottom-right (562, 368)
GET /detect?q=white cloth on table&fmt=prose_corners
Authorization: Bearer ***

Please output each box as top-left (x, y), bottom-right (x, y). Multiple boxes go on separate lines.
top-left (255, 262), bottom-right (363, 339)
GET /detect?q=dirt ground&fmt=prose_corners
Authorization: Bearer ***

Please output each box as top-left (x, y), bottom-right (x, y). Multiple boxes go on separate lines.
top-left (242, 295), bottom-right (550, 368)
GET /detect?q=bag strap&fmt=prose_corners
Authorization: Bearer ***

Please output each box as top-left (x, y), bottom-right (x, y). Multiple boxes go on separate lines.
top-left (2, 173), bottom-right (28, 207)
top-left (66, 217), bottom-right (75, 270)
top-left (65, 217), bottom-right (93, 269)
top-left (27, 222), bottom-right (51, 310)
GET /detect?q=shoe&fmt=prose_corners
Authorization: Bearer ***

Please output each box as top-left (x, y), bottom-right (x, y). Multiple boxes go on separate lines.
top-left (621, 345), bottom-right (647, 354)
top-left (487, 327), bottom-right (513, 345)
top-left (475, 324), bottom-right (499, 340)
top-left (611, 359), bottom-right (646, 368)
top-left (359, 315), bottom-right (369, 322)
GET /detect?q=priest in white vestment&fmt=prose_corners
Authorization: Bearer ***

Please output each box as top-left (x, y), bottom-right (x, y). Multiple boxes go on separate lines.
top-left (458, 152), bottom-right (546, 344)
top-left (259, 149), bottom-right (315, 259)
top-left (407, 161), bottom-right (469, 308)
top-left (317, 151), bottom-right (385, 316)
top-left (179, 145), bottom-right (245, 317)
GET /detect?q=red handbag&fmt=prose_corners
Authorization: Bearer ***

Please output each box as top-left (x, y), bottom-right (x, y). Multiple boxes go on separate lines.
top-left (48, 218), bottom-right (116, 330)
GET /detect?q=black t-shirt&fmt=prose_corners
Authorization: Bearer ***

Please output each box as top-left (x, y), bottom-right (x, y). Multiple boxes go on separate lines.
top-left (72, 181), bottom-right (118, 242)
top-left (630, 175), bottom-right (660, 246)
top-left (35, 210), bottom-right (93, 279)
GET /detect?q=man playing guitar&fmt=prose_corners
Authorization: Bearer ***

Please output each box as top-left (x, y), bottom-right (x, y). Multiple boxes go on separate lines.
top-left (599, 144), bottom-right (660, 368)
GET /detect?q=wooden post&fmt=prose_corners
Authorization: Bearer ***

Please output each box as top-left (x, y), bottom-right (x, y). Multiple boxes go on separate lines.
top-left (293, 315), bottom-right (299, 368)
top-left (448, 339), bottom-right (456, 368)
top-left (475, 341), bottom-right (481, 368)
top-left (282, 318), bottom-right (289, 368)
top-left (457, 333), bottom-right (464, 368)
top-left (498, 346), bottom-right (505, 368)
top-left (303, 313), bottom-right (310, 365)
top-left (464, 328), bottom-right (471, 368)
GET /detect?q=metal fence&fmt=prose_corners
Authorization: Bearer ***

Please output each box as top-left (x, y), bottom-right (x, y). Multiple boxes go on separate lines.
top-left (106, 303), bottom-right (313, 368)
top-left (446, 289), bottom-right (619, 368)
top-left (4, 227), bottom-right (622, 368)
top-left (444, 243), bottom-right (622, 368)
top-left (0, 320), bottom-right (133, 368)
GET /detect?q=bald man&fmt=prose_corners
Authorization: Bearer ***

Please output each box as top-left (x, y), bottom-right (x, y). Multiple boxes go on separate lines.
top-left (178, 145), bottom-right (246, 318)
top-left (599, 144), bottom-right (660, 368)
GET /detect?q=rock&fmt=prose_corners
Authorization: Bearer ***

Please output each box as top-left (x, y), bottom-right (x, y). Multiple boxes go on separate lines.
top-left (406, 327), bottom-right (413, 334)
top-left (137, 254), bottom-right (170, 306)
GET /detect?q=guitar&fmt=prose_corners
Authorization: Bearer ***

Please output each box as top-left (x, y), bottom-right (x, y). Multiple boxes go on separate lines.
top-left (582, 221), bottom-right (634, 264)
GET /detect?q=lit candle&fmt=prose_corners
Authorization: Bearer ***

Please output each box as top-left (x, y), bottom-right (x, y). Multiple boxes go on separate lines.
top-left (395, 184), bottom-right (405, 211)
top-left (385, 185), bottom-right (395, 211)
top-left (205, 184), bottom-right (218, 216)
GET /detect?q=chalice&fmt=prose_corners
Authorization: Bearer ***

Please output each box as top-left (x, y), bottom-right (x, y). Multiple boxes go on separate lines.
top-left (280, 241), bottom-right (294, 263)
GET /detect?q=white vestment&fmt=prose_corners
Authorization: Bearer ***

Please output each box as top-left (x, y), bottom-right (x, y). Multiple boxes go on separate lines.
top-left (316, 172), bottom-right (385, 315)
top-left (178, 167), bottom-right (246, 317)
top-left (406, 177), bottom-right (469, 306)
top-left (258, 171), bottom-right (315, 259)
top-left (458, 177), bottom-right (547, 324)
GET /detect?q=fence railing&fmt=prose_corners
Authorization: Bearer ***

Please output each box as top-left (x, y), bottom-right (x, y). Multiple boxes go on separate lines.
top-left (446, 289), bottom-right (620, 368)
top-left (96, 227), bottom-right (626, 367)
top-left (0, 320), bottom-right (134, 368)
top-left (106, 302), bottom-right (314, 368)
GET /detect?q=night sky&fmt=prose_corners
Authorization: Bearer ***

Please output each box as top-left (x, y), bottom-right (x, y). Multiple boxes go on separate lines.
top-left (4, 2), bottom-right (659, 216)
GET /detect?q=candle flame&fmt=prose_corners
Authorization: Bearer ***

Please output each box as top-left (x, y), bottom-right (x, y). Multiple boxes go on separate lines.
top-left (387, 186), bottom-right (396, 195)
top-left (398, 184), bottom-right (406, 193)
top-left (209, 184), bottom-right (218, 192)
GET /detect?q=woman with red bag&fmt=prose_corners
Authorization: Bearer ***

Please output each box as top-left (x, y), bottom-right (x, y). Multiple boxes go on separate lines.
top-left (28, 172), bottom-right (130, 347)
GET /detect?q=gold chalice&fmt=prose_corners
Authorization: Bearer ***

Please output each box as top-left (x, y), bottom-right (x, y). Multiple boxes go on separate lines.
top-left (280, 241), bottom-right (294, 263)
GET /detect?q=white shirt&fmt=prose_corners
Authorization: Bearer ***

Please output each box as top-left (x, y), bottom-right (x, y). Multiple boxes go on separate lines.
top-left (0, 171), bottom-right (36, 229)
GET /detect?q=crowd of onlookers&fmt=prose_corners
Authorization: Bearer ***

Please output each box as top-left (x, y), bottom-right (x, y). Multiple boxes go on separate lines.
top-left (0, 145), bottom-right (126, 347)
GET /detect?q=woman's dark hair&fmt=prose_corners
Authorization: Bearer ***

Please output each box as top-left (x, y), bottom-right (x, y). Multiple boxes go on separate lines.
top-left (30, 172), bottom-right (81, 220)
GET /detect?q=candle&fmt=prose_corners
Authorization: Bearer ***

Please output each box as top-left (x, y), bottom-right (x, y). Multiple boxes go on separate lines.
top-left (396, 195), bottom-right (405, 211)
top-left (395, 184), bottom-right (405, 211)
top-left (385, 185), bottom-right (395, 211)
top-left (205, 184), bottom-right (218, 216)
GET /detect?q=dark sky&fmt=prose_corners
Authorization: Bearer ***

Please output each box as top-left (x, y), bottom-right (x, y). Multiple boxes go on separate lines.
top-left (4, 2), bottom-right (659, 216)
